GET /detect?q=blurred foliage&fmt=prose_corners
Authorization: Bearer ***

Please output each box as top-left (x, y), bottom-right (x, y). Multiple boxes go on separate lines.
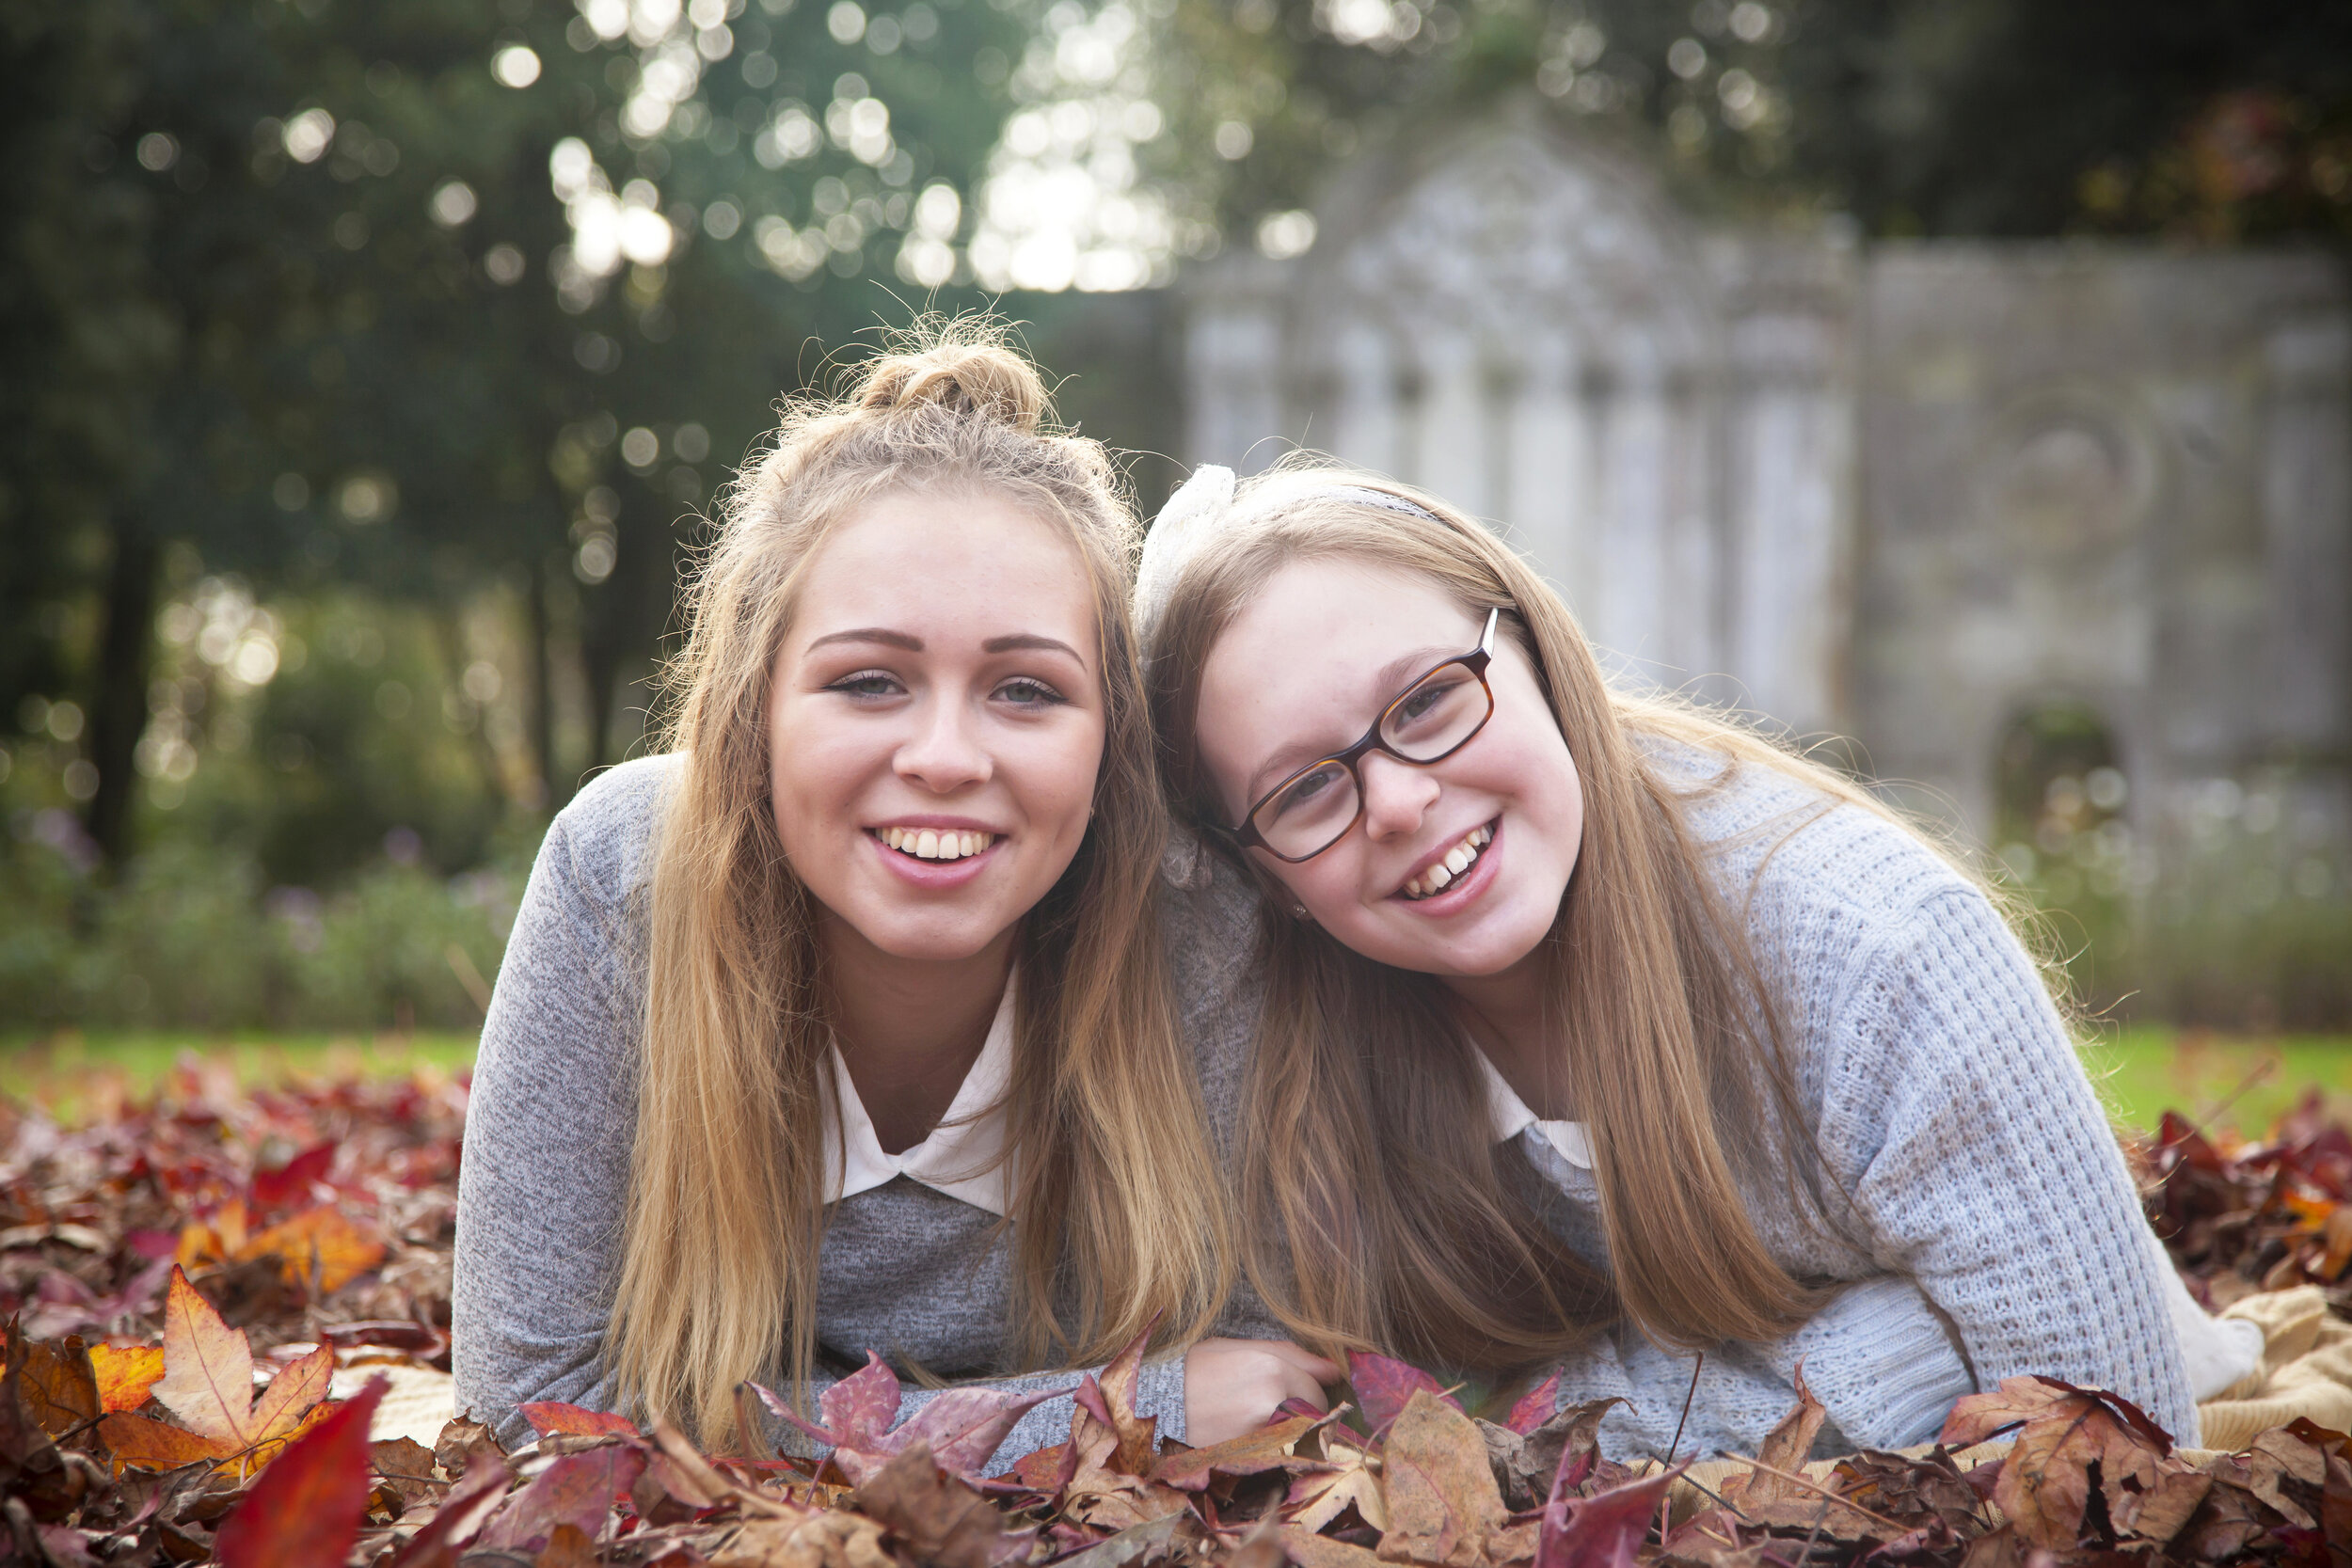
top-left (7, 0), bottom-right (2348, 1029)
top-left (1145, 0), bottom-right (2352, 244)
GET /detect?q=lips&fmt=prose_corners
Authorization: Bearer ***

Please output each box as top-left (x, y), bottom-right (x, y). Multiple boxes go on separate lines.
top-left (1397, 822), bottom-right (1495, 900)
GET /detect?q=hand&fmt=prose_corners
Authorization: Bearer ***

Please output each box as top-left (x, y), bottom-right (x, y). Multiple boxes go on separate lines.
top-left (1183, 1338), bottom-right (1343, 1447)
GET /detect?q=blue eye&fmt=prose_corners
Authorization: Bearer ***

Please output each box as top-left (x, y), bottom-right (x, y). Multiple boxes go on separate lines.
top-left (998, 678), bottom-right (1067, 707)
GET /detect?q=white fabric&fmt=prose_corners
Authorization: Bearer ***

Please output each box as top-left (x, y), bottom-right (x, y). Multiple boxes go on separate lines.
top-left (823, 975), bottom-right (1016, 1215)
top-left (1473, 1047), bottom-right (1594, 1170)
top-left (2152, 1230), bottom-right (2267, 1399)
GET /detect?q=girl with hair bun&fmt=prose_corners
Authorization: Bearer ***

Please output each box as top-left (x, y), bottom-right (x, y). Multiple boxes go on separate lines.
top-left (454, 326), bottom-right (1333, 1461)
top-left (1138, 460), bottom-right (2237, 1461)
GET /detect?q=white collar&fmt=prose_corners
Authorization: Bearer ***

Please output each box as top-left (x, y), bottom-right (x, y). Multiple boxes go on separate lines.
top-left (824, 974), bottom-right (1017, 1215)
top-left (1473, 1048), bottom-right (1593, 1170)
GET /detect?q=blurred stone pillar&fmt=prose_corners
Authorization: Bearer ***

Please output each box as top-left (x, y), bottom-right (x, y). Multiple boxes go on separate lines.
top-left (1185, 261), bottom-right (1284, 474)
top-left (1330, 321), bottom-right (1400, 477)
top-left (2263, 315), bottom-right (2352, 751)
top-left (1413, 328), bottom-right (1488, 519)
top-left (1504, 331), bottom-right (1594, 616)
top-left (1595, 341), bottom-right (1671, 679)
top-left (1725, 309), bottom-right (1854, 736)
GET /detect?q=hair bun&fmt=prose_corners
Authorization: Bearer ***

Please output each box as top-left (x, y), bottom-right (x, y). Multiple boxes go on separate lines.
top-left (852, 334), bottom-right (1050, 434)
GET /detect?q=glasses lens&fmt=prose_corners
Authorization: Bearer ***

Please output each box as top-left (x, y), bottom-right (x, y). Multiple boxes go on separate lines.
top-left (1250, 760), bottom-right (1361, 860)
top-left (1380, 660), bottom-right (1491, 761)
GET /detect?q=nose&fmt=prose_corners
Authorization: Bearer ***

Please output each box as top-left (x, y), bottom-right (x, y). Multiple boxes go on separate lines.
top-left (1359, 752), bottom-right (1438, 842)
top-left (895, 692), bottom-right (992, 795)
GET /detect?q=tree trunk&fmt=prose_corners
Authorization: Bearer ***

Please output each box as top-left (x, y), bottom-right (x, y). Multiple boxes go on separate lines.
top-left (83, 518), bottom-right (157, 869)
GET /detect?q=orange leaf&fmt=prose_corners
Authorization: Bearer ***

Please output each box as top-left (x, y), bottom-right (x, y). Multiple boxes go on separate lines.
top-left (90, 1345), bottom-right (166, 1413)
top-left (99, 1411), bottom-right (239, 1473)
top-left (152, 1266), bottom-right (258, 1447)
top-left (1375, 1389), bottom-right (1512, 1568)
top-left (239, 1207), bottom-right (386, 1293)
top-left (522, 1400), bottom-right (640, 1438)
top-left (215, 1376), bottom-right (386, 1568)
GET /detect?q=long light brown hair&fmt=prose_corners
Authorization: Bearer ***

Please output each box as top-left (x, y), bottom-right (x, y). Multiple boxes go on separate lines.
top-left (1146, 464), bottom-right (1996, 1375)
top-left (613, 325), bottom-right (1232, 1448)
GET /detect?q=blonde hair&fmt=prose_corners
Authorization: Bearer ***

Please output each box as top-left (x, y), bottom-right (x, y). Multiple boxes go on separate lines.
top-left (1146, 462), bottom-right (1994, 1372)
top-left (612, 323), bottom-right (1232, 1448)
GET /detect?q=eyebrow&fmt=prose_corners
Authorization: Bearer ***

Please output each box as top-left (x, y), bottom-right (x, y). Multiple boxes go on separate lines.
top-left (1242, 641), bottom-right (1461, 802)
top-left (802, 626), bottom-right (1088, 668)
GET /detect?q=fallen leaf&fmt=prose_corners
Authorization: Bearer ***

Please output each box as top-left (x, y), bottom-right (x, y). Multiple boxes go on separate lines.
top-left (213, 1373), bottom-right (385, 1568)
top-left (522, 1400), bottom-right (640, 1439)
top-left (241, 1206), bottom-right (386, 1293)
top-left (1375, 1390), bottom-right (1514, 1568)
top-left (12, 1335), bottom-right (100, 1439)
top-left (387, 1449), bottom-right (514, 1568)
top-left (1534, 1464), bottom-right (1677, 1568)
top-left (851, 1441), bottom-right (1038, 1568)
top-left (1502, 1374), bottom-right (1561, 1438)
top-left (1285, 1445), bottom-right (1388, 1534)
top-left (88, 1344), bottom-right (166, 1413)
top-left (475, 1441), bottom-right (647, 1554)
top-left (250, 1143), bottom-right (338, 1213)
top-left (1720, 1370), bottom-right (1826, 1508)
top-left (822, 1353), bottom-right (904, 1448)
top-left (1348, 1352), bottom-right (1457, 1435)
top-left (1152, 1413), bottom-right (1322, 1491)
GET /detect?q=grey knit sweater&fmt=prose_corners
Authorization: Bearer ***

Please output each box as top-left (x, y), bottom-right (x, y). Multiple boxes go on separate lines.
top-left (453, 740), bottom-right (2197, 1467)
top-left (1513, 736), bottom-right (2198, 1457)
top-left (451, 753), bottom-right (1278, 1463)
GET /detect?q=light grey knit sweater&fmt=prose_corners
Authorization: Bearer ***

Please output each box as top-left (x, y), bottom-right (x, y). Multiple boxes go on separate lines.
top-left (451, 753), bottom-right (1279, 1465)
top-left (454, 739), bottom-right (2197, 1467)
top-left (1511, 736), bottom-right (2198, 1457)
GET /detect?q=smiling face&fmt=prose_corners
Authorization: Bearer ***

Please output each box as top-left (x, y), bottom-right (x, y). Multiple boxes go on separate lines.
top-left (1194, 560), bottom-right (1584, 982)
top-left (769, 486), bottom-right (1106, 964)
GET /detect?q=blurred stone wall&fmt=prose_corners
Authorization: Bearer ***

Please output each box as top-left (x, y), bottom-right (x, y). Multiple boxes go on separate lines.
top-left (1180, 107), bottom-right (2351, 872)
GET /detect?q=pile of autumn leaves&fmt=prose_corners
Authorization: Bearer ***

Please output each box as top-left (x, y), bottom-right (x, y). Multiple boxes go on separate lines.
top-left (5, 1068), bottom-right (2352, 1567)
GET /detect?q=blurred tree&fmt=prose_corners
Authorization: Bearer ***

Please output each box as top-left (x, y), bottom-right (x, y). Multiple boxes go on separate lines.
top-left (1142, 0), bottom-right (2352, 245)
top-left (1, 0), bottom-right (1024, 876)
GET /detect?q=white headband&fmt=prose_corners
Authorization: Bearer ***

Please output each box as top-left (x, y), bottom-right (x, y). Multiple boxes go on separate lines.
top-left (1134, 465), bottom-right (1436, 652)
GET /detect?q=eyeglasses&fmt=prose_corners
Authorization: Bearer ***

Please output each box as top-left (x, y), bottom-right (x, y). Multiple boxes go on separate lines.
top-left (1231, 608), bottom-right (1500, 863)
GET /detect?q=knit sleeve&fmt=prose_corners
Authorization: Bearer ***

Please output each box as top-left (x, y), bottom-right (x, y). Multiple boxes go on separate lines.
top-left (453, 778), bottom-right (654, 1448)
top-left (1812, 884), bottom-right (2199, 1445)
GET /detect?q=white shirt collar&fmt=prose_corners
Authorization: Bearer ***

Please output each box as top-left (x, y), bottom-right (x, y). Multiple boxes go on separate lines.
top-left (1474, 1048), bottom-right (1593, 1170)
top-left (823, 974), bottom-right (1017, 1215)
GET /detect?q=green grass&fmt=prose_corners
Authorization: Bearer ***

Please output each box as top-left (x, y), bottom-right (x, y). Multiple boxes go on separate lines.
top-left (2, 1030), bottom-right (479, 1122)
top-left (2081, 1026), bottom-right (2352, 1137)
top-left (6, 1026), bottom-right (2350, 1140)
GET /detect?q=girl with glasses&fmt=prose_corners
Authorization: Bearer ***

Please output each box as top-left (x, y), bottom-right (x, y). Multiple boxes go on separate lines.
top-left (1138, 461), bottom-right (2232, 1460)
top-left (453, 330), bottom-right (1334, 1461)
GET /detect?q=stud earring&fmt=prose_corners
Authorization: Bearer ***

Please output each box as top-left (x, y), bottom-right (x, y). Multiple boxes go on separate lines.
top-left (1291, 903), bottom-right (1309, 919)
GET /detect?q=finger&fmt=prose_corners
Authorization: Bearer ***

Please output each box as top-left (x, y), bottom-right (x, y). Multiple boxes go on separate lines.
top-left (1279, 1368), bottom-right (1332, 1411)
top-left (1262, 1341), bottom-right (1344, 1383)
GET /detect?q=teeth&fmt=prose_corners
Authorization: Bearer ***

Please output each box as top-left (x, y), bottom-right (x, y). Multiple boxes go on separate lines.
top-left (877, 828), bottom-right (994, 861)
top-left (1400, 825), bottom-right (1494, 901)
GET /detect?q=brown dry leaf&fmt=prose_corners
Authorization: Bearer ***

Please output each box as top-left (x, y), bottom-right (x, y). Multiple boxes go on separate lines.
top-left (1374, 1390), bottom-right (1516, 1568)
top-left (1152, 1413), bottom-right (1323, 1491)
top-left (12, 1336), bottom-right (100, 1439)
top-left (88, 1345), bottom-right (166, 1414)
top-left (1477, 1399), bottom-right (1622, 1514)
top-left (1826, 1449), bottom-right (1979, 1533)
top-left (851, 1442), bottom-right (1038, 1568)
top-left (535, 1521), bottom-right (597, 1568)
top-left (1274, 1524), bottom-right (1388, 1568)
top-left (712, 1509), bottom-right (897, 1568)
top-left (1720, 1370), bottom-right (1826, 1510)
top-left (1284, 1445), bottom-right (1388, 1534)
top-left (1940, 1375), bottom-right (2185, 1552)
